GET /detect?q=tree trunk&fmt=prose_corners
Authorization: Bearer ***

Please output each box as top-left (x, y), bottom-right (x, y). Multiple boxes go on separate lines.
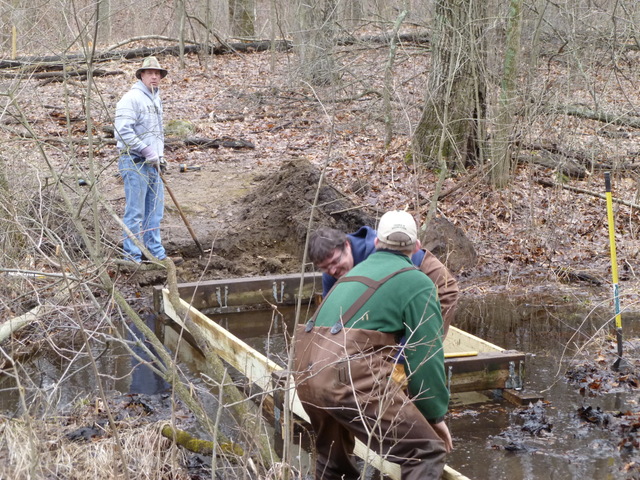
top-left (178, 0), bottom-right (186, 68)
top-left (490, 0), bottom-right (523, 188)
top-left (412, 0), bottom-right (488, 170)
top-left (97, 0), bottom-right (111, 44)
top-left (295, 0), bottom-right (337, 85)
top-left (383, 10), bottom-right (407, 147)
top-left (0, 128), bottom-right (25, 260)
top-left (229, 0), bottom-right (255, 37)
top-left (343, 0), bottom-right (363, 28)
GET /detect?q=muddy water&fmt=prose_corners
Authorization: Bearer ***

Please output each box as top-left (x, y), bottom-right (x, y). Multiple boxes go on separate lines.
top-left (213, 294), bottom-right (640, 480)
top-left (1, 295), bottom-right (637, 480)
top-left (0, 315), bottom-right (169, 414)
top-left (448, 295), bottom-right (640, 480)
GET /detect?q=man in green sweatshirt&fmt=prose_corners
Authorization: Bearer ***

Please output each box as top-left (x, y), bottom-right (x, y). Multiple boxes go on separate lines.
top-left (294, 210), bottom-right (451, 480)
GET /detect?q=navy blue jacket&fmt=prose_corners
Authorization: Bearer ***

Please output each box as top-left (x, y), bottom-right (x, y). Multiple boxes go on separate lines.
top-left (321, 226), bottom-right (426, 297)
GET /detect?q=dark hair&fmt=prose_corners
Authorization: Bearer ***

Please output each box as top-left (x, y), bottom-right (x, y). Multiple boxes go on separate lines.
top-left (308, 227), bottom-right (347, 265)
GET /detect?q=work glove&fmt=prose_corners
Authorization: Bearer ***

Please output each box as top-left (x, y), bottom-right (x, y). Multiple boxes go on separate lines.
top-left (140, 146), bottom-right (160, 168)
top-left (159, 157), bottom-right (167, 174)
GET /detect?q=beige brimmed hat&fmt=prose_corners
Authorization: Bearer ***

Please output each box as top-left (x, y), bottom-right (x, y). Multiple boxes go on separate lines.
top-left (376, 210), bottom-right (418, 247)
top-left (136, 56), bottom-right (168, 79)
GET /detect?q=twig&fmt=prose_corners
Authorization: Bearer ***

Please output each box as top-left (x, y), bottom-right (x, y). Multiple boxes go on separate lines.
top-left (0, 268), bottom-right (79, 281)
top-left (536, 177), bottom-right (640, 209)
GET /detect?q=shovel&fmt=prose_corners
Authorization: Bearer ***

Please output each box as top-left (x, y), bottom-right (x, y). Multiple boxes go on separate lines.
top-left (159, 169), bottom-right (205, 256)
top-left (604, 172), bottom-right (629, 372)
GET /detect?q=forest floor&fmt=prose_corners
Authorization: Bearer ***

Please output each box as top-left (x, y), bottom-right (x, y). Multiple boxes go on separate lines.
top-left (2, 43), bottom-right (640, 345)
top-left (1, 42), bottom-right (640, 480)
top-left (83, 49), bottom-right (640, 307)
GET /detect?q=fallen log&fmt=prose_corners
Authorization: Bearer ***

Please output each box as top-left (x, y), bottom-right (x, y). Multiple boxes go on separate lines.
top-left (160, 424), bottom-right (244, 457)
top-left (0, 305), bottom-right (46, 344)
top-left (337, 31), bottom-right (431, 46)
top-left (0, 68), bottom-right (122, 80)
top-left (517, 152), bottom-right (588, 179)
top-left (545, 103), bottom-right (640, 129)
top-left (12, 132), bottom-right (115, 147)
top-left (0, 30), bottom-right (428, 72)
top-left (519, 140), bottom-right (600, 170)
top-left (0, 279), bottom-right (74, 343)
top-left (0, 40), bottom-right (293, 71)
top-left (181, 136), bottom-right (255, 149)
top-left (15, 130), bottom-right (255, 150)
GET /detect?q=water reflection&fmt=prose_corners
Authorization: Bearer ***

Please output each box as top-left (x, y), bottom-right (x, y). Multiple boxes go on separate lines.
top-left (448, 293), bottom-right (639, 480)
top-left (0, 315), bottom-right (169, 415)
top-left (127, 317), bottom-right (170, 394)
top-left (455, 294), bottom-right (613, 352)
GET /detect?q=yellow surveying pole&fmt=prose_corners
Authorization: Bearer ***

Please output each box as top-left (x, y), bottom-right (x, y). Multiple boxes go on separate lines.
top-left (604, 172), bottom-right (627, 371)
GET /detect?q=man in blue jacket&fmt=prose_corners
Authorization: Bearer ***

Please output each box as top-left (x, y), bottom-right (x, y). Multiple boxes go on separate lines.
top-left (114, 56), bottom-right (181, 265)
top-left (308, 222), bottom-right (458, 337)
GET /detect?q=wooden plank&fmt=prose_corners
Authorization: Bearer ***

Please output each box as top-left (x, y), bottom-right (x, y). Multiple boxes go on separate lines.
top-left (160, 283), bottom-right (523, 393)
top-left (352, 442), bottom-right (469, 480)
top-left (445, 351), bottom-right (525, 374)
top-left (446, 352), bottom-right (525, 393)
top-left (157, 273), bottom-right (526, 394)
top-left (161, 289), bottom-right (279, 393)
top-left (450, 391), bottom-right (493, 407)
top-left (161, 320), bottom-right (207, 368)
top-left (447, 364), bottom-right (511, 393)
top-left (153, 272), bottom-right (323, 313)
top-left (160, 289), bottom-right (471, 480)
top-left (502, 388), bottom-right (544, 406)
top-left (445, 326), bottom-right (505, 354)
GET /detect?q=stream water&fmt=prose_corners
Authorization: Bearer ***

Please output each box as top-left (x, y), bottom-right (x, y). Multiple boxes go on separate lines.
top-left (0, 314), bottom-right (169, 414)
top-left (211, 293), bottom-right (640, 480)
top-left (447, 294), bottom-right (640, 480)
top-left (1, 293), bottom-right (638, 479)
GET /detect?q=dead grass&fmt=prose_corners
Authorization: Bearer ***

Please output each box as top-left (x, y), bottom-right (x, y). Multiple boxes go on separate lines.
top-left (0, 418), bottom-right (192, 480)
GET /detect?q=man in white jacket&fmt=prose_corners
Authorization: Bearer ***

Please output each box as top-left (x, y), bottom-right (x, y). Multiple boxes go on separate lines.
top-left (114, 56), bottom-right (180, 264)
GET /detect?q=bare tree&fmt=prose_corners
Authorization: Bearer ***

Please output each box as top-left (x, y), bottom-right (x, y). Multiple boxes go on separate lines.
top-left (97, 0), bottom-right (111, 43)
top-left (0, 150), bottom-right (26, 261)
top-left (383, 10), bottom-right (408, 147)
top-left (412, 0), bottom-right (488, 171)
top-left (229, 0), bottom-right (255, 37)
top-left (295, 0), bottom-right (338, 85)
top-left (490, 0), bottom-right (523, 187)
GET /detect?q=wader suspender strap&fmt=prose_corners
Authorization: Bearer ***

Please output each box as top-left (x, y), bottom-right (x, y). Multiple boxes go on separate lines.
top-left (305, 266), bottom-right (416, 333)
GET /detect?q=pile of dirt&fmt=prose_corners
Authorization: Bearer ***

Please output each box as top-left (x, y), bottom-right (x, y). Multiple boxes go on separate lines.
top-left (240, 158), bottom-right (376, 236)
top-left (132, 154), bottom-right (486, 289)
top-left (193, 157), bottom-right (478, 280)
top-left (207, 158), bottom-right (376, 276)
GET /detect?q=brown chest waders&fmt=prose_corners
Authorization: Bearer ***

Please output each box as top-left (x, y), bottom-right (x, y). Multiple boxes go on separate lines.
top-left (292, 266), bottom-right (446, 480)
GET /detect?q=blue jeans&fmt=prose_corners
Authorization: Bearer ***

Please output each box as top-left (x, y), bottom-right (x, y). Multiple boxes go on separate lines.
top-left (118, 154), bottom-right (166, 262)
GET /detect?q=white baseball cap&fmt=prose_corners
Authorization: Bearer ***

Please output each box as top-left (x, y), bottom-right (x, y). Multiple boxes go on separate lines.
top-left (376, 210), bottom-right (418, 247)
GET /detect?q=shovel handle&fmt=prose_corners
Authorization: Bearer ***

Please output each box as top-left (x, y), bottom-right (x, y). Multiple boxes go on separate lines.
top-left (160, 171), bottom-right (205, 256)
